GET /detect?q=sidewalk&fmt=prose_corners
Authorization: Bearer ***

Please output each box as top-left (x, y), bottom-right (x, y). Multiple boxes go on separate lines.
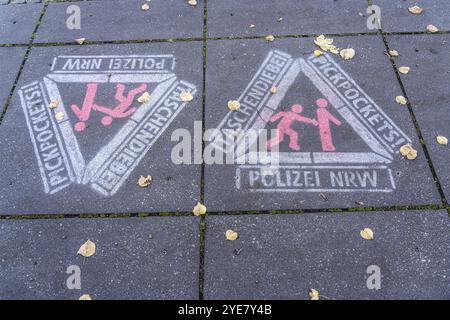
top-left (0, 0), bottom-right (449, 299)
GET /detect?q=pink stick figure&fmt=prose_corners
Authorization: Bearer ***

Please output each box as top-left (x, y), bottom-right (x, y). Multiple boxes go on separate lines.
top-left (316, 98), bottom-right (342, 151)
top-left (267, 104), bottom-right (318, 151)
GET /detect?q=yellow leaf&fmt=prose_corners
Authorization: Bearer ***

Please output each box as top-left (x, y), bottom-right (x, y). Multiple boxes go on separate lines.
top-left (395, 95), bottom-right (407, 105)
top-left (137, 175), bottom-right (152, 187)
top-left (309, 288), bottom-right (320, 300)
top-left (48, 99), bottom-right (59, 109)
top-left (313, 50), bottom-right (323, 57)
top-left (141, 3), bottom-right (150, 11)
top-left (180, 91), bottom-right (194, 102)
top-left (227, 100), bottom-right (240, 111)
top-left (314, 35), bottom-right (339, 55)
top-left (437, 135), bottom-right (448, 145)
top-left (77, 240), bottom-right (96, 257)
top-left (265, 35), bottom-right (275, 42)
top-left (340, 48), bottom-right (355, 60)
top-left (225, 230), bottom-right (238, 241)
top-left (427, 24), bottom-right (439, 33)
top-left (137, 92), bottom-right (151, 104)
top-left (408, 6), bottom-right (423, 14)
top-left (389, 49), bottom-right (399, 57)
top-left (398, 66), bottom-right (410, 74)
top-left (400, 143), bottom-right (418, 160)
top-left (79, 294), bottom-right (92, 300)
top-left (270, 86), bottom-right (278, 94)
top-left (55, 111), bottom-right (65, 121)
top-left (75, 38), bottom-right (86, 45)
top-left (360, 228), bottom-right (374, 240)
top-left (192, 202), bottom-right (207, 216)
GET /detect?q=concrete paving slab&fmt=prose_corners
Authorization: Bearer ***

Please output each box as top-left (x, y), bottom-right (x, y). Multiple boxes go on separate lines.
top-left (204, 36), bottom-right (441, 211)
top-left (204, 210), bottom-right (450, 299)
top-left (0, 216), bottom-right (199, 299)
top-left (35, 0), bottom-right (204, 43)
top-left (372, 0), bottom-right (450, 33)
top-left (0, 41), bottom-right (202, 215)
top-left (0, 47), bottom-right (26, 111)
top-left (207, 0), bottom-right (373, 38)
top-left (0, 2), bottom-right (43, 44)
top-left (385, 34), bottom-right (450, 201)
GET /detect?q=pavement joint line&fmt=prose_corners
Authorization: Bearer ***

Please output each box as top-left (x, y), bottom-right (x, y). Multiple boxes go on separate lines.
top-left (379, 31), bottom-right (449, 207)
top-left (0, 204), bottom-right (446, 220)
top-left (0, 1), bottom-right (48, 126)
top-left (198, 0), bottom-right (208, 302)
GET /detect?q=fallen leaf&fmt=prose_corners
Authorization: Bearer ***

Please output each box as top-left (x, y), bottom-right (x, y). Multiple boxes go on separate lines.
top-left (77, 240), bottom-right (96, 257)
top-left (408, 6), bottom-right (423, 14)
top-left (225, 229), bottom-right (238, 241)
top-left (265, 35), bottom-right (275, 42)
top-left (319, 193), bottom-right (328, 201)
top-left (79, 294), bottom-right (92, 300)
top-left (400, 143), bottom-right (418, 160)
top-left (314, 34), bottom-right (339, 54)
top-left (340, 48), bottom-right (355, 60)
top-left (137, 175), bottom-right (152, 187)
top-left (188, 0), bottom-right (197, 6)
top-left (48, 99), bottom-right (59, 109)
top-left (427, 24), bottom-right (439, 33)
top-left (249, 24), bottom-right (255, 28)
top-left (55, 111), bottom-right (65, 121)
top-left (75, 38), bottom-right (86, 45)
top-left (360, 228), bottom-right (374, 240)
top-left (389, 49), bottom-right (399, 57)
top-left (192, 202), bottom-right (207, 216)
top-left (437, 135), bottom-right (448, 145)
top-left (313, 50), bottom-right (323, 57)
top-left (398, 66), bottom-right (410, 74)
top-left (355, 200), bottom-right (364, 206)
top-left (141, 3), bottom-right (150, 11)
top-left (228, 100), bottom-right (240, 111)
top-left (180, 91), bottom-right (194, 102)
top-left (270, 86), bottom-right (278, 94)
top-left (309, 288), bottom-right (320, 300)
top-left (137, 92), bottom-right (151, 103)
top-left (277, 17), bottom-right (283, 22)
top-left (395, 95), bottom-right (407, 105)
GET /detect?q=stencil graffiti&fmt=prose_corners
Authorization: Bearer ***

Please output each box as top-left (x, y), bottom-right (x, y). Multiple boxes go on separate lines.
top-left (19, 54), bottom-right (196, 196)
top-left (215, 50), bottom-right (410, 193)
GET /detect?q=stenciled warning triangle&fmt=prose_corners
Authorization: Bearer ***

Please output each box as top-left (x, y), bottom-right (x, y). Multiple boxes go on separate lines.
top-left (19, 55), bottom-right (196, 196)
top-left (214, 50), bottom-right (411, 166)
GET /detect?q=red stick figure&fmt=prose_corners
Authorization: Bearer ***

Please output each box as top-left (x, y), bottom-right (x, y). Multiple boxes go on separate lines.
top-left (71, 83), bottom-right (147, 132)
top-left (316, 98), bottom-right (342, 151)
top-left (267, 104), bottom-right (318, 151)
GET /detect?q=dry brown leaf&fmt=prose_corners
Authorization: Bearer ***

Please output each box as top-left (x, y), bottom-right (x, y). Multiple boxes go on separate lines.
top-left (360, 228), bottom-right (374, 240)
top-left (141, 3), bottom-right (150, 11)
top-left (389, 49), bottom-right (399, 57)
top-left (427, 24), bottom-right (439, 33)
top-left (398, 66), bottom-right (410, 74)
top-left (314, 34), bottom-right (339, 54)
top-left (79, 294), bottom-right (92, 300)
top-left (48, 99), bottom-right (59, 109)
top-left (395, 95), bottom-right (407, 105)
top-left (437, 135), bottom-right (448, 145)
top-left (270, 86), bottom-right (278, 94)
top-left (192, 202), bottom-right (207, 216)
top-left (55, 111), bottom-right (65, 121)
top-left (188, 0), bottom-right (197, 6)
top-left (225, 229), bottom-right (238, 241)
top-left (137, 175), bottom-right (152, 187)
top-left (340, 48), bottom-right (355, 60)
top-left (180, 91), bottom-right (194, 102)
top-left (408, 6), bottom-right (423, 14)
top-left (75, 38), bottom-right (86, 45)
top-left (77, 240), bottom-right (96, 257)
top-left (228, 100), bottom-right (240, 111)
top-left (265, 35), bottom-right (275, 42)
top-left (137, 92), bottom-right (151, 104)
top-left (400, 143), bottom-right (418, 160)
top-left (309, 288), bottom-right (320, 300)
